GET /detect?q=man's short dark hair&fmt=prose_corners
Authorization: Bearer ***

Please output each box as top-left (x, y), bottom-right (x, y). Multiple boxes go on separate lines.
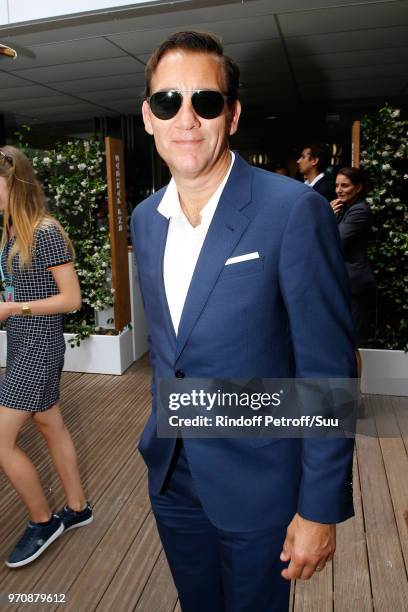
top-left (305, 143), bottom-right (331, 172)
top-left (145, 31), bottom-right (240, 105)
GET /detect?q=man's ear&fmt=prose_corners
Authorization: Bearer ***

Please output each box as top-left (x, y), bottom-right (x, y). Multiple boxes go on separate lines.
top-left (311, 156), bottom-right (319, 168)
top-left (142, 100), bottom-right (154, 135)
top-left (228, 100), bottom-right (241, 137)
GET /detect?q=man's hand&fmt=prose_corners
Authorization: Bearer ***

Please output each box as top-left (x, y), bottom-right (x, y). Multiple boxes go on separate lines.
top-left (280, 513), bottom-right (336, 580)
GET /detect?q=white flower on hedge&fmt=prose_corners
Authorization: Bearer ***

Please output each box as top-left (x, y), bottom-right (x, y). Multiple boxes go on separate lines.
top-left (77, 163), bottom-right (87, 171)
top-left (391, 109), bottom-right (400, 118)
top-left (382, 163), bottom-right (391, 170)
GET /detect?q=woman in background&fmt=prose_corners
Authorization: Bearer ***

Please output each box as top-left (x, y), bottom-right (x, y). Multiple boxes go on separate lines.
top-left (0, 146), bottom-right (93, 569)
top-left (331, 167), bottom-right (376, 375)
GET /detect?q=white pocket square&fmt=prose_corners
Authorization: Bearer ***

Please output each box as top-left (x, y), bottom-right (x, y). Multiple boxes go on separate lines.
top-left (225, 252), bottom-right (260, 266)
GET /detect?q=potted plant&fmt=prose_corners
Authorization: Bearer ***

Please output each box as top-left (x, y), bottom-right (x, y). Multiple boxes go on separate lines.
top-left (0, 129), bottom-right (135, 374)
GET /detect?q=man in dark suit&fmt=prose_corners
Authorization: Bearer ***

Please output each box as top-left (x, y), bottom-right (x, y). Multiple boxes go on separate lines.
top-left (297, 142), bottom-right (336, 202)
top-left (131, 31), bottom-right (356, 612)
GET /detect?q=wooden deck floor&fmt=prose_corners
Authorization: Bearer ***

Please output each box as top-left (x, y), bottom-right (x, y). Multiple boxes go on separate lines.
top-left (0, 357), bottom-right (407, 612)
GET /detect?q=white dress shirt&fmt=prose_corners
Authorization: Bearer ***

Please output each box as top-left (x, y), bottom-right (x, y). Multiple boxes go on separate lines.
top-left (304, 172), bottom-right (324, 187)
top-left (158, 152), bottom-right (235, 335)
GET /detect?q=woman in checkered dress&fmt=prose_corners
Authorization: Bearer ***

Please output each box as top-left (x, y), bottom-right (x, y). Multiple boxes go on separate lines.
top-left (0, 146), bottom-right (93, 569)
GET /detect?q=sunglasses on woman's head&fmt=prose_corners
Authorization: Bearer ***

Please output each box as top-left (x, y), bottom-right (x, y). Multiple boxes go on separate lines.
top-left (0, 150), bottom-right (33, 184)
top-left (0, 150), bottom-right (13, 165)
top-left (147, 89), bottom-right (231, 120)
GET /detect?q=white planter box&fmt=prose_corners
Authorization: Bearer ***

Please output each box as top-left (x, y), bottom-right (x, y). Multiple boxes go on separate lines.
top-left (1, 330), bottom-right (406, 388)
top-left (0, 252), bottom-right (149, 376)
top-left (0, 326), bottom-right (134, 375)
top-left (360, 348), bottom-right (408, 396)
top-left (92, 252), bottom-right (148, 362)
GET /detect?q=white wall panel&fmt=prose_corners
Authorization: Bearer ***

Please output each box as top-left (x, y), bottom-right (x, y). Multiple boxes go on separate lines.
top-left (7, 0), bottom-right (163, 25)
top-left (0, 0), bottom-right (8, 26)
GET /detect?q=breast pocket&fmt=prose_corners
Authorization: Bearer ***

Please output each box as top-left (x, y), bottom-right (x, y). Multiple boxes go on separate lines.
top-left (219, 256), bottom-right (264, 281)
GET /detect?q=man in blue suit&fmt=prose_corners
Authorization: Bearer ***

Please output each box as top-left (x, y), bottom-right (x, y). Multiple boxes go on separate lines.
top-left (131, 31), bottom-right (356, 612)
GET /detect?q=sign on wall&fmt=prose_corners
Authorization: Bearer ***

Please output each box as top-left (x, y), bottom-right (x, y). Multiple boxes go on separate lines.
top-left (105, 136), bottom-right (131, 332)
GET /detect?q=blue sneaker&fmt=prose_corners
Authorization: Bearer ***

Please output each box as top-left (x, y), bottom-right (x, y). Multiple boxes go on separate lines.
top-left (58, 502), bottom-right (93, 532)
top-left (6, 514), bottom-right (64, 568)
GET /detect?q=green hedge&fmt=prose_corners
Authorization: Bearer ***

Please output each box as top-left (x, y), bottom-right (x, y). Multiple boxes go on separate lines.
top-left (15, 128), bottom-right (114, 345)
top-left (361, 105), bottom-right (408, 350)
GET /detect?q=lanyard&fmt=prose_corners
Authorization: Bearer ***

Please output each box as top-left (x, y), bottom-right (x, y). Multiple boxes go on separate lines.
top-left (0, 247), bottom-right (14, 302)
top-left (0, 248), bottom-right (12, 281)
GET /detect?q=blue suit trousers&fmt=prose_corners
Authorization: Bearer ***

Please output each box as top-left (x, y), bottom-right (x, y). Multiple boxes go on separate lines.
top-left (150, 442), bottom-right (291, 612)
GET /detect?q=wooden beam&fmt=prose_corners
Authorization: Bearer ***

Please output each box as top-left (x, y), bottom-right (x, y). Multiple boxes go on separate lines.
top-left (105, 136), bottom-right (131, 331)
top-left (352, 121), bottom-right (361, 168)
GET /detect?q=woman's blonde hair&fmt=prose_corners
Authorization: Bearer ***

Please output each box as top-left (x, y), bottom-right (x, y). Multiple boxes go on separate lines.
top-left (0, 145), bottom-right (74, 269)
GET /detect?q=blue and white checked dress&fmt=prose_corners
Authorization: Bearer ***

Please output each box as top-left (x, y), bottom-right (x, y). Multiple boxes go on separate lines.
top-left (0, 222), bottom-right (72, 411)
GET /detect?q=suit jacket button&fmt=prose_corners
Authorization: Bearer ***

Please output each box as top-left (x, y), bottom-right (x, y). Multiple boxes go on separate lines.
top-left (175, 369), bottom-right (185, 378)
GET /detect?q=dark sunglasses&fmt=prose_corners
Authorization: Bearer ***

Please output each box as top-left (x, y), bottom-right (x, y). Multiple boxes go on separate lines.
top-left (0, 150), bottom-right (13, 165)
top-left (147, 89), bottom-right (230, 120)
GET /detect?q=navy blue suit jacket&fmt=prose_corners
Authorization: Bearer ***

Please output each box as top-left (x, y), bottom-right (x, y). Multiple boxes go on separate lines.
top-left (312, 173), bottom-right (336, 202)
top-left (131, 153), bottom-right (356, 531)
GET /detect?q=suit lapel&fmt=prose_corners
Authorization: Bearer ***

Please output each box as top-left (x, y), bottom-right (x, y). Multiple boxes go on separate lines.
top-left (175, 155), bottom-right (253, 361)
top-left (151, 210), bottom-right (177, 342)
